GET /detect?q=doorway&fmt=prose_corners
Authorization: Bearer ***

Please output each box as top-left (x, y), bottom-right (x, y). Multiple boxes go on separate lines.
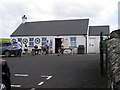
top-left (88, 38), bottom-right (96, 53)
top-left (55, 38), bottom-right (62, 53)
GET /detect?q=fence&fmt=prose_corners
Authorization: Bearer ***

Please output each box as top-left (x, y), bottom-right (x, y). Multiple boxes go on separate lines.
top-left (102, 38), bottom-right (120, 89)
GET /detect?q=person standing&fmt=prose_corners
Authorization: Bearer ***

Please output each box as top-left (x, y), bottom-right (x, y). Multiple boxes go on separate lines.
top-left (34, 45), bottom-right (38, 55)
top-left (61, 43), bottom-right (64, 54)
top-left (41, 43), bottom-right (45, 55)
top-left (45, 40), bottom-right (50, 55)
top-left (57, 47), bottom-right (61, 56)
top-left (12, 41), bottom-right (18, 56)
top-left (16, 41), bottom-right (22, 57)
top-left (24, 44), bottom-right (28, 54)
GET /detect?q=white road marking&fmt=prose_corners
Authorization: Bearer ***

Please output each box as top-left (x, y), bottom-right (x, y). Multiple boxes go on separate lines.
top-left (46, 76), bottom-right (52, 80)
top-left (15, 74), bottom-right (28, 77)
top-left (41, 75), bottom-right (52, 79)
top-left (11, 84), bottom-right (21, 87)
top-left (30, 88), bottom-right (35, 90)
top-left (38, 82), bottom-right (44, 86)
top-left (41, 75), bottom-right (49, 77)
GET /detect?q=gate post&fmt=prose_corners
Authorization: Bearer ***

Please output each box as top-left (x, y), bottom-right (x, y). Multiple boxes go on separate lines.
top-left (100, 32), bottom-right (104, 76)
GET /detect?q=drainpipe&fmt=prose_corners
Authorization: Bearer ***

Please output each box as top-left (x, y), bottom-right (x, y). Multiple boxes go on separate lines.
top-left (84, 35), bottom-right (87, 54)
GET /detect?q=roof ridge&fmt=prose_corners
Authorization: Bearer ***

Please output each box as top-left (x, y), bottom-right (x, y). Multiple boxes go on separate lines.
top-left (26, 18), bottom-right (89, 23)
top-left (89, 25), bottom-right (109, 27)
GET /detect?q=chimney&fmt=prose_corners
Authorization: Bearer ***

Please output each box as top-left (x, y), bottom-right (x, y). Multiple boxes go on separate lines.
top-left (22, 15), bottom-right (27, 24)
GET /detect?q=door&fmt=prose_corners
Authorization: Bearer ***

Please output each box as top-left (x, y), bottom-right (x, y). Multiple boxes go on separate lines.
top-left (55, 38), bottom-right (62, 53)
top-left (88, 38), bottom-right (96, 53)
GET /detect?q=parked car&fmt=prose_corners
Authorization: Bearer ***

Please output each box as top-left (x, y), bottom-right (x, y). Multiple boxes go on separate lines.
top-left (0, 42), bottom-right (19, 57)
top-left (0, 59), bottom-right (11, 90)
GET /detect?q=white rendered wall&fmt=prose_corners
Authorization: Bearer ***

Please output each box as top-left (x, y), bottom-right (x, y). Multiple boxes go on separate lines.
top-left (88, 36), bottom-right (108, 53)
top-left (11, 35), bottom-right (86, 53)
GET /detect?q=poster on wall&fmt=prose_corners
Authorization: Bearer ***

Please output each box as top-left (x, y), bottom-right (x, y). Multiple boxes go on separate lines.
top-left (63, 38), bottom-right (69, 48)
top-left (11, 38), bottom-right (16, 42)
top-left (18, 38), bottom-right (22, 43)
top-left (35, 38), bottom-right (40, 44)
top-left (23, 38), bottom-right (28, 44)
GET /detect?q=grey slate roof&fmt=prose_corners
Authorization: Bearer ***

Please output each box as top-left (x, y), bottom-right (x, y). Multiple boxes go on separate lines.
top-left (89, 26), bottom-right (110, 36)
top-left (11, 19), bottom-right (89, 37)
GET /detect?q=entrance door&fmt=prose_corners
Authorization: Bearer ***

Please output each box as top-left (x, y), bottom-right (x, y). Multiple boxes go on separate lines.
top-left (55, 38), bottom-right (62, 53)
top-left (88, 38), bottom-right (96, 53)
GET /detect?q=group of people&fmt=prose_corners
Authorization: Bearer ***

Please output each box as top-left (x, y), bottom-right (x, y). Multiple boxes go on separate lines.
top-left (23, 40), bottom-right (50, 55)
top-left (12, 40), bottom-right (64, 56)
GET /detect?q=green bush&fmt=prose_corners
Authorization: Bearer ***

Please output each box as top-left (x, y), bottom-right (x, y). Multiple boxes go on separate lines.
top-left (0, 38), bottom-right (10, 43)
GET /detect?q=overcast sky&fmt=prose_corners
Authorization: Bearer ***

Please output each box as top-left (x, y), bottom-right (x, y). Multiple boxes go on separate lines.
top-left (0, 0), bottom-right (119, 38)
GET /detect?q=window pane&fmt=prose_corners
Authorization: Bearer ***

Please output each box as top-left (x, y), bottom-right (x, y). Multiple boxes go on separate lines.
top-left (29, 42), bottom-right (34, 46)
top-left (70, 37), bottom-right (76, 41)
top-left (29, 42), bottom-right (31, 46)
top-left (70, 37), bottom-right (76, 47)
top-left (70, 37), bottom-right (73, 41)
top-left (73, 42), bottom-right (76, 46)
top-left (29, 38), bottom-right (34, 41)
top-left (42, 42), bottom-right (46, 45)
top-left (73, 37), bottom-right (76, 41)
top-left (70, 42), bottom-right (76, 47)
top-left (42, 38), bottom-right (47, 41)
top-left (6, 43), bottom-right (11, 46)
top-left (29, 38), bottom-right (31, 41)
top-left (32, 42), bottom-right (34, 46)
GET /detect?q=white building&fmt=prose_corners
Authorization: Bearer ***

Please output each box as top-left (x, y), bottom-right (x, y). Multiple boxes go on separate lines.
top-left (10, 15), bottom-right (110, 54)
top-left (88, 26), bottom-right (109, 53)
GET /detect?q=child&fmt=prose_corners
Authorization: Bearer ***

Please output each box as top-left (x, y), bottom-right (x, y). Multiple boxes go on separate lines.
top-left (57, 47), bottom-right (61, 56)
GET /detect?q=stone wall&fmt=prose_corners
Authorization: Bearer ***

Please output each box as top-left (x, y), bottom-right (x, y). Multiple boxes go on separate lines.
top-left (105, 38), bottom-right (120, 89)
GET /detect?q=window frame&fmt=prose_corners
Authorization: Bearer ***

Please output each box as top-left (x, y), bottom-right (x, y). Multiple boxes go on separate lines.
top-left (41, 37), bottom-right (47, 45)
top-left (70, 37), bottom-right (77, 47)
top-left (29, 38), bottom-right (34, 46)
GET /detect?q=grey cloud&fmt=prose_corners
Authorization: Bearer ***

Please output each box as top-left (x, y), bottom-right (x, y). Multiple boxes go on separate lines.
top-left (0, 0), bottom-right (118, 37)
top-left (1, 2), bottom-right (27, 17)
top-left (0, 1), bottom-right (31, 37)
top-left (53, 2), bottom-right (103, 19)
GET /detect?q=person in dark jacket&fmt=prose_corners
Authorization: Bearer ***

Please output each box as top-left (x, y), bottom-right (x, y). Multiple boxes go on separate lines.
top-left (45, 40), bottom-right (50, 55)
top-left (34, 45), bottom-right (38, 55)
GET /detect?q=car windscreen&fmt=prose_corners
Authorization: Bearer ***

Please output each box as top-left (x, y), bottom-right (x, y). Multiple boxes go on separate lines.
top-left (3, 42), bottom-right (12, 47)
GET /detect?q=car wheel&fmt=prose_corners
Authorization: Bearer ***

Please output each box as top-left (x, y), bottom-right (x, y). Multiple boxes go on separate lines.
top-left (4, 51), bottom-right (10, 57)
top-left (1, 79), bottom-right (10, 90)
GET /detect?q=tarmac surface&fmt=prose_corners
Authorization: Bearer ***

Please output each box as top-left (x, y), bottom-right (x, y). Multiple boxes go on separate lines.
top-left (3, 54), bottom-right (108, 89)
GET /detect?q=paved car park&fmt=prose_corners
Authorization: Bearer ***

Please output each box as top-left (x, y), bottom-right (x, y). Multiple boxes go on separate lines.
top-left (3, 54), bottom-right (107, 89)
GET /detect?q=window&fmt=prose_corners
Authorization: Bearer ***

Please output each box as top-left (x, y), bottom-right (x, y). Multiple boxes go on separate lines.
top-left (3, 42), bottom-right (11, 47)
top-left (70, 37), bottom-right (77, 47)
top-left (42, 37), bottom-right (47, 45)
top-left (29, 38), bottom-right (34, 46)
